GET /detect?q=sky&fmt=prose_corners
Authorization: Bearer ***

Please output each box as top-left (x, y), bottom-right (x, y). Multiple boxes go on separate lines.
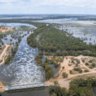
top-left (0, 0), bottom-right (96, 14)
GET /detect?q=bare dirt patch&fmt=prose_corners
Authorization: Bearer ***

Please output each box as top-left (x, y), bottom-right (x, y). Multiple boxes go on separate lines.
top-left (45, 55), bottom-right (96, 89)
top-left (0, 26), bottom-right (13, 33)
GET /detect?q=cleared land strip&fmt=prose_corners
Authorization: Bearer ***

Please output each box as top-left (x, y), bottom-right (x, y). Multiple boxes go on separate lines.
top-left (67, 71), bottom-right (96, 80)
top-left (0, 45), bottom-right (12, 65)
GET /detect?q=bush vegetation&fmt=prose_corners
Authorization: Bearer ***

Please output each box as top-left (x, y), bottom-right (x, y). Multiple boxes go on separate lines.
top-left (28, 24), bottom-right (96, 56)
top-left (73, 67), bottom-right (82, 73)
top-left (35, 54), bottom-right (58, 80)
top-left (69, 78), bottom-right (96, 96)
top-left (49, 78), bottom-right (96, 96)
top-left (62, 72), bottom-right (68, 78)
top-left (5, 56), bottom-right (12, 64)
top-left (49, 86), bottom-right (67, 96)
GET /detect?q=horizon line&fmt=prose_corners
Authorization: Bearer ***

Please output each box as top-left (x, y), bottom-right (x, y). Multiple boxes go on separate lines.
top-left (0, 14), bottom-right (96, 16)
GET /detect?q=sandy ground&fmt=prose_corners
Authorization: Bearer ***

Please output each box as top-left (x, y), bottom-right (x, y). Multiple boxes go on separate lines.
top-left (45, 55), bottom-right (96, 89)
top-left (0, 44), bottom-right (12, 65)
top-left (0, 26), bottom-right (13, 33)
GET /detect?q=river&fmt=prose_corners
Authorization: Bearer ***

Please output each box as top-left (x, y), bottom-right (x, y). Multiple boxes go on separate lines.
top-left (0, 24), bottom-right (44, 90)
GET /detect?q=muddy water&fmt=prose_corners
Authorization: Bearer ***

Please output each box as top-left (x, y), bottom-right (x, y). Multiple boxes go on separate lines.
top-left (0, 25), bottom-right (44, 90)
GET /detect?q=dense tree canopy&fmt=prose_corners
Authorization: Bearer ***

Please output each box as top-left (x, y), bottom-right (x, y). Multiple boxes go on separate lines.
top-left (28, 24), bottom-right (96, 56)
top-left (49, 78), bottom-right (96, 96)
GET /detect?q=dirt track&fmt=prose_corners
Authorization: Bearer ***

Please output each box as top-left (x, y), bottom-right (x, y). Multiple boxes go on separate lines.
top-left (45, 56), bottom-right (96, 89)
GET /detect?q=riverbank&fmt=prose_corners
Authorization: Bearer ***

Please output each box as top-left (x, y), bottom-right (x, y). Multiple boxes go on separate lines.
top-left (0, 23), bottom-right (44, 92)
top-left (0, 44), bottom-right (13, 65)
